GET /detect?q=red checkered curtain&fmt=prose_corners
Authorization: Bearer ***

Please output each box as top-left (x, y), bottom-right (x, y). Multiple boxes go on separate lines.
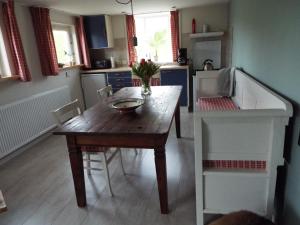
top-left (126, 15), bottom-right (137, 64)
top-left (170, 10), bottom-right (179, 62)
top-left (2, 0), bottom-right (31, 81)
top-left (75, 16), bottom-right (91, 68)
top-left (30, 7), bottom-right (59, 75)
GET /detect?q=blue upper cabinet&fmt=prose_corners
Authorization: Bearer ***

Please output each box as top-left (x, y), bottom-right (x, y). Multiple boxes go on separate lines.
top-left (160, 69), bottom-right (188, 106)
top-left (83, 15), bottom-right (114, 49)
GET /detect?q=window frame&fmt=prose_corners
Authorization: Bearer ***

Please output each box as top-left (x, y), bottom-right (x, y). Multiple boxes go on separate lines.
top-left (134, 12), bottom-right (173, 64)
top-left (51, 23), bottom-right (80, 68)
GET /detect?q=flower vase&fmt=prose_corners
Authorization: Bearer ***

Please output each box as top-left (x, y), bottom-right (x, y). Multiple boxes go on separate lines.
top-left (141, 77), bottom-right (152, 95)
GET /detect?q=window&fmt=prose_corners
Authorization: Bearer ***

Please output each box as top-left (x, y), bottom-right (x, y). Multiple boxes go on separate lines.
top-left (135, 13), bottom-right (172, 63)
top-left (0, 13), bottom-right (12, 77)
top-left (52, 24), bottom-right (79, 67)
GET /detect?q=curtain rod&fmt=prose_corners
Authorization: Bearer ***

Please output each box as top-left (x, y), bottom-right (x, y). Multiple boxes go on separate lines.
top-left (127, 10), bottom-right (175, 16)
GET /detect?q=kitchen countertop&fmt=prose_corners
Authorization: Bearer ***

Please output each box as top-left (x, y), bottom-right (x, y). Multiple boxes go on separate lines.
top-left (160, 64), bottom-right (189, 70)
top-left (81, 64), bottom-right (189, 74)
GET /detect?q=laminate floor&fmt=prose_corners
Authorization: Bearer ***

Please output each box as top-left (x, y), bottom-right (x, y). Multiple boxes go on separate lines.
top-left (0, 109), bottom-right (196, 225)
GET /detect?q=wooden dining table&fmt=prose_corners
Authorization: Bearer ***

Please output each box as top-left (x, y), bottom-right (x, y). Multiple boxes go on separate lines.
top-left (53, 86), bottom-right (182, 214)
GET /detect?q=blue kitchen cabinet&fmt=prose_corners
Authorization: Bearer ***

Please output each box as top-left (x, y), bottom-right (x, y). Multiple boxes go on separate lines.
top-left (83, 15), bottom-right (113, 49)
top-left (107, 71), bottom-right (132, 93)
top-left (160, 69), bottom-right (188, 106)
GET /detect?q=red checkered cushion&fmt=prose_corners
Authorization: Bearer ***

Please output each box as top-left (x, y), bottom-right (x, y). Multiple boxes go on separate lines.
top-left (198, 97), bottom-right (239, 111)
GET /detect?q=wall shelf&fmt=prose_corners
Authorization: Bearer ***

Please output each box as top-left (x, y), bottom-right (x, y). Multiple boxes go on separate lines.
top-left (190, 31), bottom-right (224, 38)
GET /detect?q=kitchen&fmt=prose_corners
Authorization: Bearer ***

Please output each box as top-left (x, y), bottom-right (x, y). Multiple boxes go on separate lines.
top-left (0, 1), bottom-right (299, 225)
top-left (78, 3), bottom-right (228, 110)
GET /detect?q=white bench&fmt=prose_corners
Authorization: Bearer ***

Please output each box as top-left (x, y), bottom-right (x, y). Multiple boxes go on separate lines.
top-left (193, 69), bottom-right (293, 225)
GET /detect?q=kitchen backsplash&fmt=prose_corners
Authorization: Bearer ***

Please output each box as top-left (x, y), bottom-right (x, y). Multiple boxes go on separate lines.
top-left (103, 38), bottom-right (128, 66)
top-left (89, 37), bottom-right (128, 67)
top-left (181, 33), bottom-right (230, 69)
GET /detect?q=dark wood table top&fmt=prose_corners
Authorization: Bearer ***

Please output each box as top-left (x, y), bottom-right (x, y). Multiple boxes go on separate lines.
top-left (53, 86), bottom-right (182, 137)
top-left (53, 86), bottom-right (182, 213)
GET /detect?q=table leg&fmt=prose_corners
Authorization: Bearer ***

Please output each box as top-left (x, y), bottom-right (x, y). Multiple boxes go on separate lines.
top-left (66, 136), bottom-right (86, 207)
top-left (175, 103), bottom-right (181, 138)
top-left (154, 146), bottom-right (169, 214)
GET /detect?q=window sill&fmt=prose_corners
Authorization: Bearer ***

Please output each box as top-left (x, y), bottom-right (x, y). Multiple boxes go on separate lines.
top-left (59, 64), bottom-right (84, 71)
top-left (0, 75), bottom-right (20, 82)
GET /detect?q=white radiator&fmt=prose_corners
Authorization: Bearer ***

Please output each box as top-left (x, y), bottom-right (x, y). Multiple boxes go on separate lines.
top-left (0, 86), bottom-right (71, 159)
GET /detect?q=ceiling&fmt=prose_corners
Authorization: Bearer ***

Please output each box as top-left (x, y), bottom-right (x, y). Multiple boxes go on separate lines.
top-left (15, 0), bottom-right (229, 15)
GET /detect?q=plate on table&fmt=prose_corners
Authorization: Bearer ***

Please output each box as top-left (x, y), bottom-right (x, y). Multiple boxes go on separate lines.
top-left (111, 98), bottom-right (144, 113)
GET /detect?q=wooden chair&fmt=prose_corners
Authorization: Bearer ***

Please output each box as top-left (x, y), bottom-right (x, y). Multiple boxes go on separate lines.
top-left (52, 99), bottom-right (125, 196)
top-left (97, 84), bottom-right (113, 100)
top-left (97, 85), bottom-right (138, 156)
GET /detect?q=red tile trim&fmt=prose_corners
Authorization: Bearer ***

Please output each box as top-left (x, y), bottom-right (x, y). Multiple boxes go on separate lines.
top-left (203, 160), bottom-right (266, 170)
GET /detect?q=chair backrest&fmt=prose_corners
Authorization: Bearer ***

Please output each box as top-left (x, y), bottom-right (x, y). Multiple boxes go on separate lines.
top-left (52, 99), bottom-right (81, 125)
top-left (97, 85), bottom-right (113, 100)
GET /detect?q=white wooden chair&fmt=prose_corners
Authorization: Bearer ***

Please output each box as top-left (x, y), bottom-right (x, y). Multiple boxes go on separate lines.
top-left (97, 85), bottom-right (138, 156)
top-left (97, 84), bottom-right (113, 99)
top-left (52, 99), bottom-right (125, 196)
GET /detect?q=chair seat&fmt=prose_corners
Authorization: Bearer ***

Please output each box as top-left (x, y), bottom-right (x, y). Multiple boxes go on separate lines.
top-left (81, 145), bottom-right (108, 152)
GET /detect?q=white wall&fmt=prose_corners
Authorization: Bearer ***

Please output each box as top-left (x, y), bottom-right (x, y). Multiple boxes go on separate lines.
top-left (180, 3), bottom-right (230, 67)
top-left (50, 10), bottom-right (76, 24)
top-left (180, 3), bottom-right (229, 34)
top-left (111, 15), bottom-right (126, 39)
top-left (0, 4), bottom-right (84, 107)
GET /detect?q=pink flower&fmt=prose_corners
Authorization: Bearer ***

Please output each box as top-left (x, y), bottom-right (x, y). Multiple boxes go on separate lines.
top-left (140, 58), bottom-right (146, 65)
